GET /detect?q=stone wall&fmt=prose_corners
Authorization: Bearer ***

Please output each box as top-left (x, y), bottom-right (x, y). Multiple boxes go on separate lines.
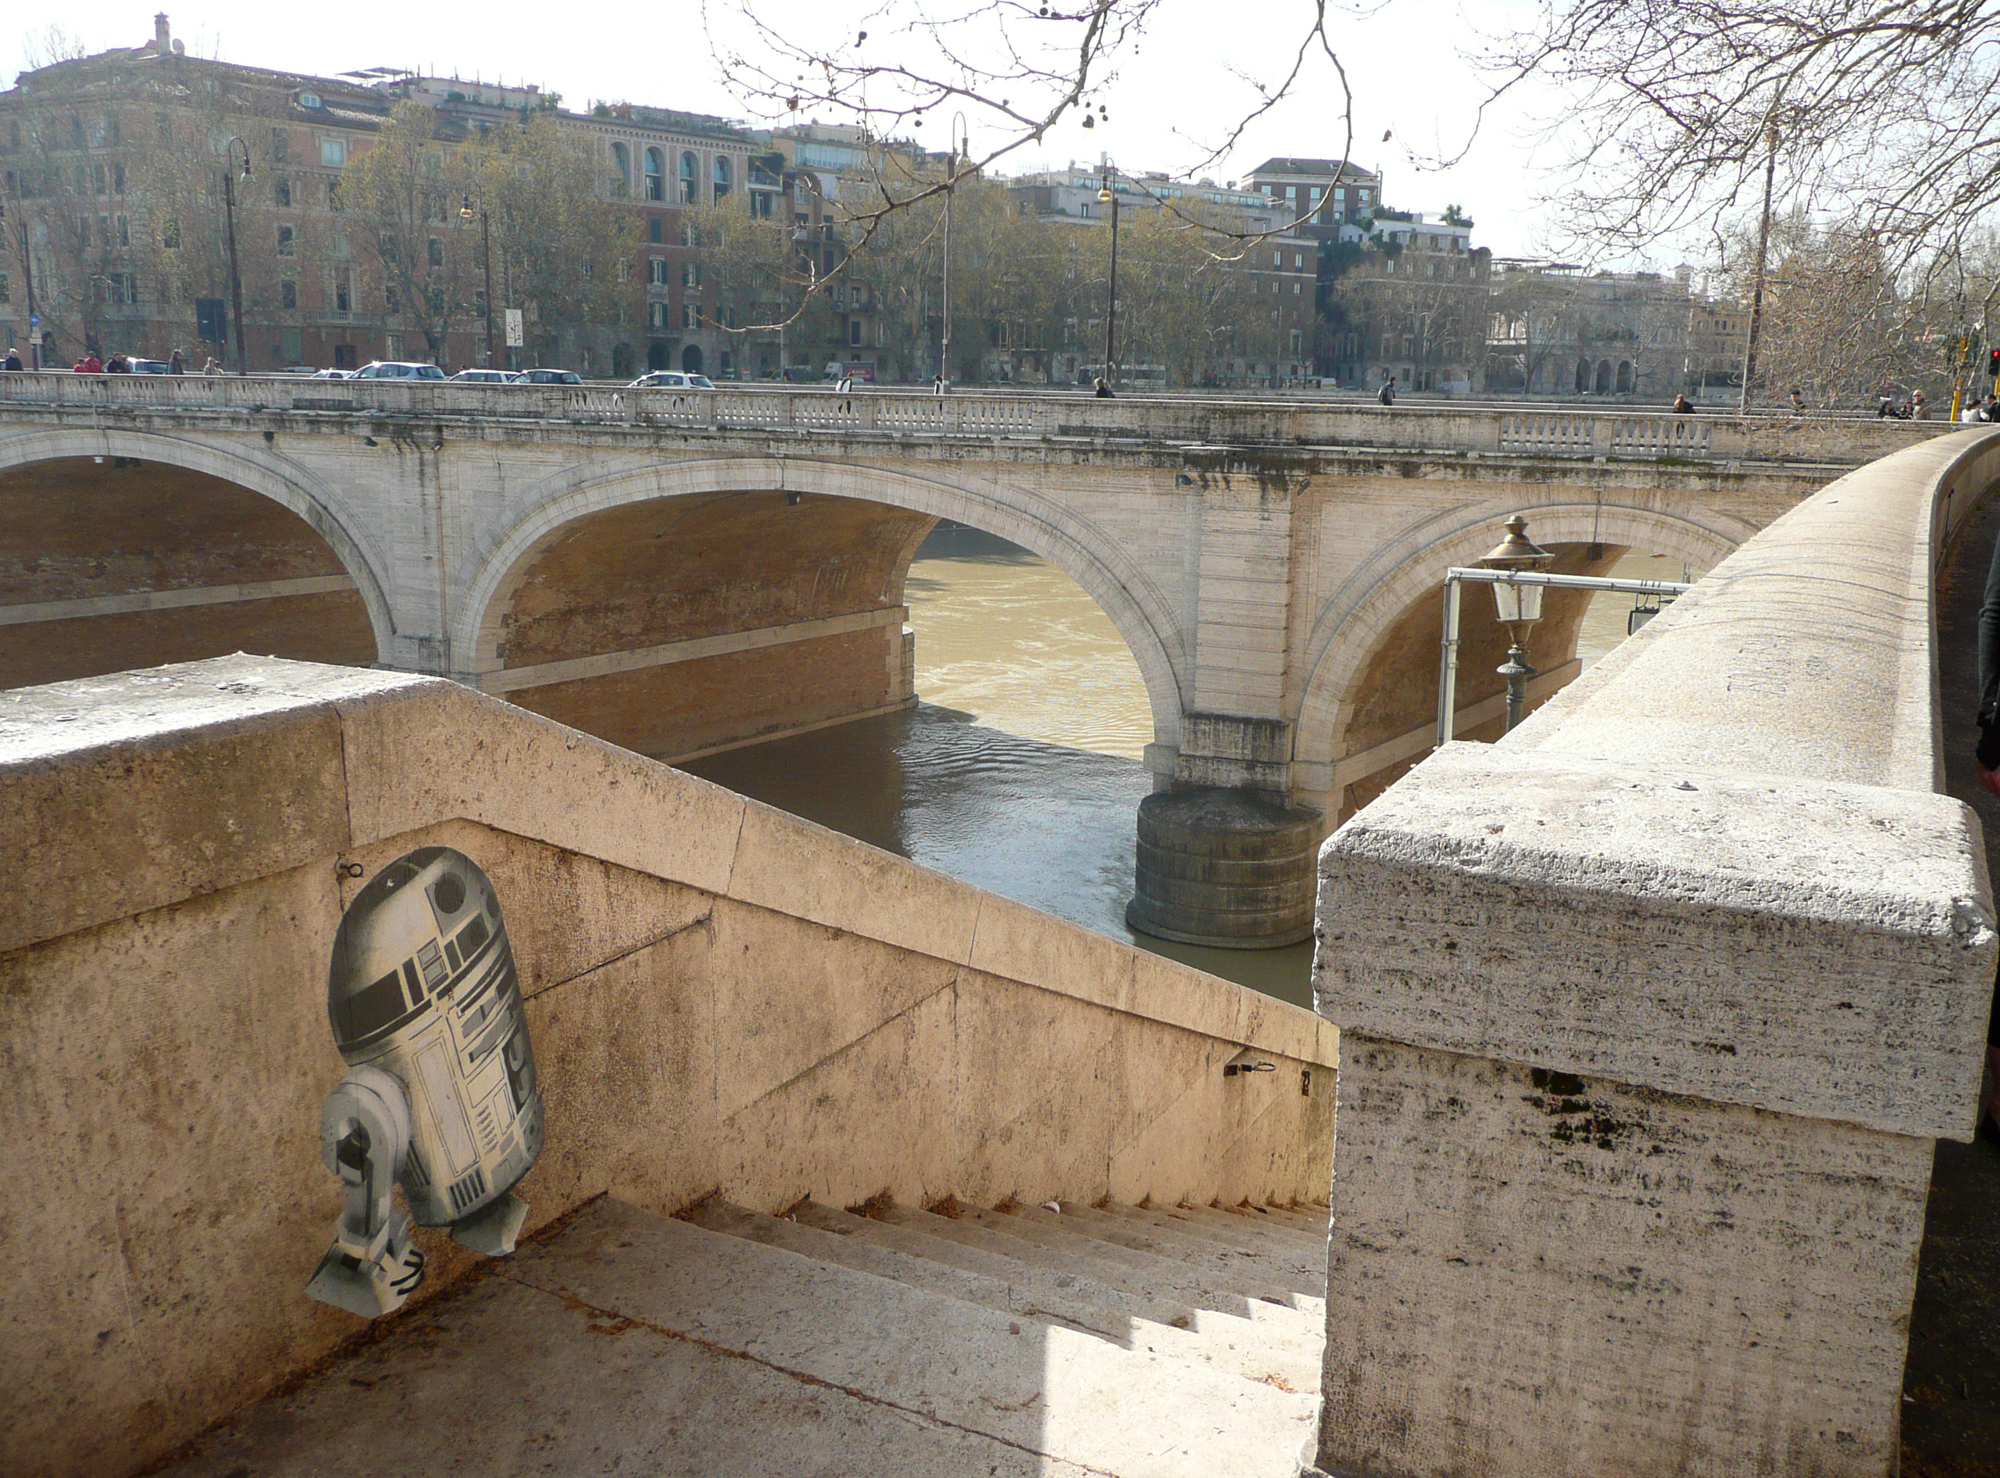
top-left (1311, 428), bottom-right (2000, 1477)
top-left (0, 657), bottom-right (1335, 1478)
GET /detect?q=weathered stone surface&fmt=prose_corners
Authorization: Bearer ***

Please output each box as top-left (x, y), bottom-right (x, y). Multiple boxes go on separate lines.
top-left (1319, 743), bottom-right (1996, 1140)
top-left (0, 657), bottom-right (424, 953)
top-left (0, 659), bottom-right (1335, 1478)
top-left (1318, 1037), bottom-right (1931, 1478)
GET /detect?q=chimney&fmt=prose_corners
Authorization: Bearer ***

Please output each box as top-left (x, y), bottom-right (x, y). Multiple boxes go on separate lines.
top-left (154, 13), bottom-right (171, 52)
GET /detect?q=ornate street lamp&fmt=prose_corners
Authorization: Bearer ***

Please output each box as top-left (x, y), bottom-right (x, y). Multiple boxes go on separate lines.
top-left (461, 194), bottom-right (496, 368)
top-left (1479, 513), bottom-right (1553, 732)
top-left (221, 137), bottom-right (252, 375)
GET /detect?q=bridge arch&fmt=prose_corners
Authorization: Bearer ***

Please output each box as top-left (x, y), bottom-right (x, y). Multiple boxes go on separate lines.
top-left (1291, 496), bottom-right (1749, 814)
top-left (0, 425), bottom-right (399, 666)
top-left (454, 455), bottom-right (1189, 754)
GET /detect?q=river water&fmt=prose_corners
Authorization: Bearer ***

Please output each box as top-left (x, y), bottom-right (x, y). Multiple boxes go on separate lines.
top-left (681, 527), bottom-right (1686, 1009)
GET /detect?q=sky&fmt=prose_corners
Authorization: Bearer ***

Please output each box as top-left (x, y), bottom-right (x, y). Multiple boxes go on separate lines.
top-left (6, 0), bottom-right (1609, 263)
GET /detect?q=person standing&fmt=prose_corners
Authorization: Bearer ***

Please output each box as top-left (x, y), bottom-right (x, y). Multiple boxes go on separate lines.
top-left (168, 349), bottom-right (186, 375)
top-left (1913, 389), bottom-right (1931, 419)
top-left (2, 347), bottom-right (22, 372)
top-left (1673, 391), bottom-right (1694, 414)
top-left (1378, 375), bottom-right (1396, 406)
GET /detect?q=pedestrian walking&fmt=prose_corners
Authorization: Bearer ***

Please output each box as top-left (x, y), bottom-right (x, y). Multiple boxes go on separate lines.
top-left (2, 347), bottom-right (22, 372)
top-left (1377, 375), bottom-right (1396, 406)
top-left (168, 349), bottom-right (186, 375)
top-left (201, 357), bottom-right (221, 376)
top-left (1093, 376), bottom-right (1114, 399)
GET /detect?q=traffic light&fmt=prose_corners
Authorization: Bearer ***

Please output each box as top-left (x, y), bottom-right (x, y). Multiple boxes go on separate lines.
top-left (1988, 347), bottom-right (1999, 379)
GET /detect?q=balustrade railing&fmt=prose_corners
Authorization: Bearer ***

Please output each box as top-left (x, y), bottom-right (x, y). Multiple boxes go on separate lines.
top-left (0, 371), bottom-right (1944, 464)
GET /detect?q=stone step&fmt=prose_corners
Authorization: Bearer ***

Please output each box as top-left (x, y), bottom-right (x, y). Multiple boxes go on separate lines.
top-left (1243, 1203), bottom-right (1331, 1237)
top-left (162, 1198), bottom-right (1318, 1478)
top-left (686, 1200), bottom-right (1320, 1393)
top-left (811, 1202), bottom-right (1324, 1365)
top-left (1007, 1203), bottom-right (1328, 1313)
top-left (909, 1203), bottom-right (1322, 1337)
top-left (1172, 1202), bottom-right (1332, 1253)
top-left (1092, 1203), bottom-right (1329, 1292)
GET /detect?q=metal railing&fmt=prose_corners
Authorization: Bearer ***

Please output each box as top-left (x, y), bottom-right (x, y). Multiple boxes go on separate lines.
top-left (0, 370), bottom-right (1949, 464)
top-left (1437, 567), bottom-right (1696, 745)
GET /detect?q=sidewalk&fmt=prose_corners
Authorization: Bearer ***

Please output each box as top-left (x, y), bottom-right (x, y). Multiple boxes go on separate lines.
top-left (1908, 493), bottom-right (2000, 1476)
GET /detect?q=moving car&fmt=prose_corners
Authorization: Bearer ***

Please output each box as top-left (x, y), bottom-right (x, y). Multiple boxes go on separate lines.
top-left (450, 368), bottom-right (514, 383)
top-left (308, 367), bottom-right (353, 379)
top-left (626, 370), bottom-right (714, 390)
top-left (512, 368), bottom-right (583, 385)
top-left (352, 361), bottom-right (447, 380)
top-left (126, 358), bottom-right (174, 374)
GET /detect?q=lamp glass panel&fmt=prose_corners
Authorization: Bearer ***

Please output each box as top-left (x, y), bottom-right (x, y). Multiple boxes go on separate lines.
top-left (1516, 580), bottom-right (1545, 622)
top-left (1491, 579), bottom-right (1525, 623)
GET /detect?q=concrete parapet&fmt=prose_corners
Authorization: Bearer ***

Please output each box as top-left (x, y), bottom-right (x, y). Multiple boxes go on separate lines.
top-left (1312, 428), bottom-right (2000, 1477)
top-left (0, 656), bottom-right (1335, 1478)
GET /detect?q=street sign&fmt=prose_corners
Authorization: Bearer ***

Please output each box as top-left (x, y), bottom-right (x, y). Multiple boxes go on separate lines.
top-left (28, 313), bottom-right (39, 329)
top-left (504, 309), bottom-right (524, 349)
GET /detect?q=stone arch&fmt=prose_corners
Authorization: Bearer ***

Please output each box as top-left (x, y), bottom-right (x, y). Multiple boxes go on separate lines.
top-left (0, 425), bottom-right (398, 662)
top-left (1616, 359), bottom-right (1634, 393)
top-left (1291, 496), bottom-right (1748, 786)
top-left (1574, 359), bottom-right (1590, 394)
top-left (1595, 359), bottom-right (1613, 394)
top-left (682, 345), bottom-right (703, 375)
top-left (453, 456), bottom-right (1187, 751)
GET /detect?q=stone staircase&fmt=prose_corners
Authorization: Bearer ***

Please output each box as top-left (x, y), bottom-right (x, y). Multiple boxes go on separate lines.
top-left (160, 1194), bottom-right (1330, 1478)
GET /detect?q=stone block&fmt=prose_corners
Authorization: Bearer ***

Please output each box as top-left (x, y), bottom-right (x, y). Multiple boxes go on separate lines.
top-left (0, 657), bottom-right (424, 954)
top-left (1317, 1035), bottom-right (1931, 1478)
top-left (1318, 743), bottom-right (1995, 1140)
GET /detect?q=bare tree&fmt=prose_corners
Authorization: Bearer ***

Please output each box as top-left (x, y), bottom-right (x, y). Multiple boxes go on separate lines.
top-left (345, 103), bottom-right (479, 364)
top-left (1480, 0), bottom-right (2000, 280)
top-left (697, 1), bottom-right (1361, 333)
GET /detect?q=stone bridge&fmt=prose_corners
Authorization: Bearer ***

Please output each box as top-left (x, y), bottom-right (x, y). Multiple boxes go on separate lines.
top-left (0, 373), bottom-right (1944, 943)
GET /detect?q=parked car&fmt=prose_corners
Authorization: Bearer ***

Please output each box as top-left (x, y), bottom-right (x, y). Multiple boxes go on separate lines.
top-left (126, 358), bottom-right (174, 374)
top-left (626, 370), bottom-right (714, 390)
top-left (351, 361), bottom-right (446, 380)
top-left (450, 368), bottom-right (514, 383)
top-left (308, 367), bottom-right (353, 379)
top-left (512, 368), bottom-right (583, 385)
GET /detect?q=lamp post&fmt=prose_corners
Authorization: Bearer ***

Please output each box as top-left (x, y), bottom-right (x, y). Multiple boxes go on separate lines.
top-left (1097, 163), bottom-right (1120, 389)
top-left (461, 194), bottom-right (496, 368)
top-left (1738, 115), bottom-right (1780, 413)
top-left (940, 112), bottom-right (968, 393)
top-left (1479, 513), bottom-right (1553, 732)
top-left (0, 186), bottom-right (39, 369)
top-left (221, 136), bottom-right (252, 375)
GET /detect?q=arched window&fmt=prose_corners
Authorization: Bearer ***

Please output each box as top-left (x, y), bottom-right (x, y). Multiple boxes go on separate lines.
top-left (1615, 360), bottom-right (1634, 393)
top-left (679, 152), bottom-right (697, 204)
top-left (1595, 359), bottom-right (1613, 394)
top-left (1575, 359), bottom-right (1590, 393)
top-left (713, 155), bottom-right (732, 204)
top-left (609, 142), bottom-right (629, 198)
top-left (644, 148), bottom-right (664, 202)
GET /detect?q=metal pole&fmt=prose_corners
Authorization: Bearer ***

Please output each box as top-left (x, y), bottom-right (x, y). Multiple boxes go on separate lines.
top-left (223, 141), bottom-right (248, 376)
top-left (1436, 575), bottom-right (1462, 746)
top-left (1738, 119), bottom-right (1778, 414)
top-left (6, 195), bottom-right (39, 370)
top-left (481, 210), bottom-right (495, 368)
top-left (1499, 642), bottom-right (1534, 733)
top-left (941, 151), bottom-right (953, 390)
top-left (1106, 185), bottom-right (1120, 388)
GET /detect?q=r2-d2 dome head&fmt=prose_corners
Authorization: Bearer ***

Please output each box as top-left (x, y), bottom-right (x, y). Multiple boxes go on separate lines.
top-left (326, 847), bottom-right (543, 1231)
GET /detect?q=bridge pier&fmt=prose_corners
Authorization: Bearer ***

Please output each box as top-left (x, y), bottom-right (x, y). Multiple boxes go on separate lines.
top-left (1127, 715), bottom-right (1322, 949)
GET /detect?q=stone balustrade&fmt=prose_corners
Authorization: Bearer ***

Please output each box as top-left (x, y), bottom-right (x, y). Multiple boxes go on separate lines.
top-left (0, 370), bottom-right (1949, 464)
top-left (1311, 427), bottom-right (2000, 1477)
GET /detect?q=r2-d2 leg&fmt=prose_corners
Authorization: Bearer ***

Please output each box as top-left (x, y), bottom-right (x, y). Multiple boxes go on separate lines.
top-left (305, 1065), bottom-right (426, 1318)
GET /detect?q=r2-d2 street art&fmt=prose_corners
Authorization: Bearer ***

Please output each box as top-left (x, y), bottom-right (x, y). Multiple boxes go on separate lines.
top-left (306, 847), bottom-right (545, 1319)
